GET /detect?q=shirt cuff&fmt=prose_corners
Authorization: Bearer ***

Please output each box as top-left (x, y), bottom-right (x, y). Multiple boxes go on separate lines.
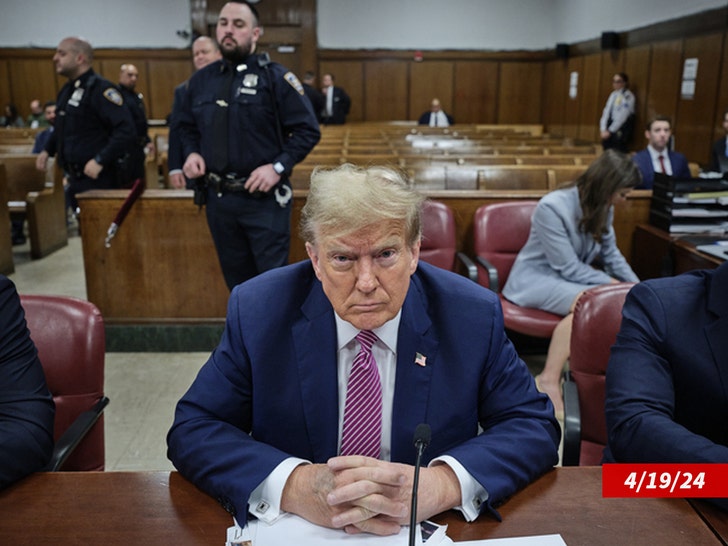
top-left (430, 455), bottom-right (488, 521)
top-left (168, 169), bottom-right (183, 176)
top-left (248, 457), bottom-right (310, 524)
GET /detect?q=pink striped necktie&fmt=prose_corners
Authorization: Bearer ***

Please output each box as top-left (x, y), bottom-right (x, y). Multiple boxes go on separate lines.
top-left (340, 330), bottom-right (382, 458)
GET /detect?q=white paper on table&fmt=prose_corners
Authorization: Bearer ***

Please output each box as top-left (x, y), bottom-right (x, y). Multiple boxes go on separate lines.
top-left (227, 514), bottom-right (451, 545)
top-left (455, 534), bottom-right (566, 545)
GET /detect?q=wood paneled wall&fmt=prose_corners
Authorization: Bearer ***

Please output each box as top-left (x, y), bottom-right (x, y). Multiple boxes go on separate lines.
top-left (0, 48), bottom-right (193, 122)
top-left (2, 5), bottom-right (728, 167)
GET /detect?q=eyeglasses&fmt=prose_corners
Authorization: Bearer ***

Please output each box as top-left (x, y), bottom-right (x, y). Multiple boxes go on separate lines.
top-left (612, 79), bottom-right (624, 83)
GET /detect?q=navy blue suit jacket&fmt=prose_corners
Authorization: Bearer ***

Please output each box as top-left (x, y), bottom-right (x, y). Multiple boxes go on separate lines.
top-left (320, 86), bottom-right (351, 125)
top-left (605, 262), bottom-right (728, 465)
top-left (710, 137), bottom-right (728, 173)
top-left (167, 82), bottom-right (187, 173)
top-left (418, 112), bottom-right (454, 126)
top-left (0, 276), bottom-right (55, 489)
top-left (632, 148), bottom-right (691, 189)
top-left (168, 260), bottom-right (560, 524)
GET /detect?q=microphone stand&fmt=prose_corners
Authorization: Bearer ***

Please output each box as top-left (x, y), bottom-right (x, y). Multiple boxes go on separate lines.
top-left (409, 423), bottom-right (431, 546)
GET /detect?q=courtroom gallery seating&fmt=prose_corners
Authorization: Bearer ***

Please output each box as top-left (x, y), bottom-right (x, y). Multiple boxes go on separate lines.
top-left (0, 154), bottom-right (68, 259)
top-left (419, 199), bottom-right (477, 281)
top-left (472, 201), bottom-right (562, 339)
top-left (21, 295), bottom-right (109, 471)
top-left (561, 282), bottom-right (634, 466)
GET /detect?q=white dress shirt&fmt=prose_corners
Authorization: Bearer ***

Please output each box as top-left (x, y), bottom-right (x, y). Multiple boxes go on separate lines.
top-left (248, 311), bottom-right (487, 524)
top-left (429, 111), bottom-right (450, 127)
top-left (325, 86), bottom-right (334, 117)
top-left (648, 145), bottom-right (673, 176)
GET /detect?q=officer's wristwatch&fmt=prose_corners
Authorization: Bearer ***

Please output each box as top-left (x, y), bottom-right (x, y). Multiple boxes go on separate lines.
top-left (273, 162), bottom-right (285, 175)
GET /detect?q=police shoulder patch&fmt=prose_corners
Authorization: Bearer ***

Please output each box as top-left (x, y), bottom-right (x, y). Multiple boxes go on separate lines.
top-left (103, 87), bottom-right (124, 106)
top-left (284, 72), bottom-right (305, 95)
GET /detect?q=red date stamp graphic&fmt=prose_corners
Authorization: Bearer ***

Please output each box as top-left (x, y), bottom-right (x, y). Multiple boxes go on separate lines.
top-left (603, 464), bottom-right (728, 498)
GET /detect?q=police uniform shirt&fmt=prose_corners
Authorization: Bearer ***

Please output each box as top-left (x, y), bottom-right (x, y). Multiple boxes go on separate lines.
top-left (176, 56), bottom-right (320, 178)
top-left (45, 68), bottom-right (137, 171)
top-left (118, 84), bottom-right (150, 147)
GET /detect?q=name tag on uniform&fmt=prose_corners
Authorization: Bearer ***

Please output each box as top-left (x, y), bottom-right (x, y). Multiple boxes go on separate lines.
top-left (68, 88), bottom-right (85, 107)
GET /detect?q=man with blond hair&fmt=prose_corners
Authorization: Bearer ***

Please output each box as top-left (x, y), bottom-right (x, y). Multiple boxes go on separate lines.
top-left (168, 163), bottom-right (559, 536)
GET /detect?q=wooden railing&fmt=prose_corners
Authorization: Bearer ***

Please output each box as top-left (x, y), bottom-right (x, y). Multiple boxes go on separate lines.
top-left (77, 188), bottom-right (650, 323)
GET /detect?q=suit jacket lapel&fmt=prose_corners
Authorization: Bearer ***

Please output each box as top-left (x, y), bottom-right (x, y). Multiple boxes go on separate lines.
top-left (390, 275), bottom-right (438, 463)
top-left (292, 281), bottom-right (339, 463)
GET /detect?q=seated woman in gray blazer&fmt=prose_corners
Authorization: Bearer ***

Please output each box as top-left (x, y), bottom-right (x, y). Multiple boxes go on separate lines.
top-left (502, 150), bottom-right (641, 417)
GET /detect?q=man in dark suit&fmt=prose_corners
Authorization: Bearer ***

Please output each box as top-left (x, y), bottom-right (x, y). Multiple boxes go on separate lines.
top-left (709, 109), bottom-right (728, 173)
top-left (167, 36), bottom-right (221, 189)
top-left (632, 116), bottom-right (691, 189)
top-left (320, 72), bottom-right (351, 124)
top-left (167, 164), bottom-right (560, 536)
top-left (605, 261), bottom-right (728, 505)
top-left (418, 98), bottom-right (454, 127)
top-left (301, 71), bottom-right (325, 120)
top-left (117, 63), bottom-right (152, 183)
top-left (0, 275), bottom-right (55, 490)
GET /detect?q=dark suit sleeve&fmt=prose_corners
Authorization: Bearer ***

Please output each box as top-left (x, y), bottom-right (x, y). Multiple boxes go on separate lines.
top-left (709, 139), bottom-right (727, 172)
top-left (167, 84), bottom-right (186, 171)
top-left (605, 280), bottom-right (728, 463)
top-left (0, 276), bottom-right (55, 490)
top-left (167, 282), bottom-right (298, 523)
top-left (338, 87), bottom-right (351, 116)
top-left (435, 292), bottom-right (560, 510)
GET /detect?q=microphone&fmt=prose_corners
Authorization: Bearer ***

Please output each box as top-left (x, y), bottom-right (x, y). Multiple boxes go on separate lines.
top-left (409, 423), bottom-right (431, 546)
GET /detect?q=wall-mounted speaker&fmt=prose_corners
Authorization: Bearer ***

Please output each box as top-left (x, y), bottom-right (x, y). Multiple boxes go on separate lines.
top-left (555, 43), bottom-right (569, 59)
top-left (601, 31), bottom-right (619, 50)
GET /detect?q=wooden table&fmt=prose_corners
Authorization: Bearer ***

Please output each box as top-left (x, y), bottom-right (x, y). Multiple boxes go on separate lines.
top-left (632, 224), bottom-right (724, 280)
top-left (0, 468), bottom-right (723, 545)
top-left (691, 499), bottom-right (728, 544)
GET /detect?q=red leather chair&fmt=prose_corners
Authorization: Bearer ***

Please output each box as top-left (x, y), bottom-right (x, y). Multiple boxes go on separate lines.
top-left (562, 282), bottom-right (635, 466)
top-left (420, 200), bottom-right (477, 282)
top-left (472, 201), bottom-right (562, 337)
top-left (20, 295), bottom-right (109, 471)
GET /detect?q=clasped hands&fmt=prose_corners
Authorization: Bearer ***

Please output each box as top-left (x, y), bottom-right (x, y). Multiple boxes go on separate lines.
top-left (281, 455), bottom-right (460, 536)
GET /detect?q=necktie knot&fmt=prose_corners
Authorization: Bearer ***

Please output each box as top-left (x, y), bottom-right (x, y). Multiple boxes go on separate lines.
top-left (356, 330), bottom-right (377, 353)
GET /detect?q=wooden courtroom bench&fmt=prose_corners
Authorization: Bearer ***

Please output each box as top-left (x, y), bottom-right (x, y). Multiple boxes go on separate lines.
top-left (476, 165), bottom-right (589, 190)
top-left (0, 154), bottom-right (68, 259)
top-left (0, 143), bottom-right (34, 154)
top-left (77, 188), bottom-right (650, 323)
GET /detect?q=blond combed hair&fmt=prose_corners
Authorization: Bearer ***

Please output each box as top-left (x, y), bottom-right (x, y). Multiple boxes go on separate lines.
top-left (300, 163), bottom-right (425, 247)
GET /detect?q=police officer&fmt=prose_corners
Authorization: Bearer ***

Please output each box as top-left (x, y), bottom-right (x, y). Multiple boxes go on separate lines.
top-left (118, 63), bottom-right (151, 184)
top-left (36, 37), bottom-right (137, 211)
top-left (178, 1), bottom-right (320, 290)
top-left (168, 36), bottom-right (222, 190)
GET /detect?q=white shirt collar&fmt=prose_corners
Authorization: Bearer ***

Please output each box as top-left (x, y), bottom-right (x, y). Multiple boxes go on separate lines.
top-left (334, 310), bottom-right (401, 353)
top-left (647, 144), bottom-right (667, 160)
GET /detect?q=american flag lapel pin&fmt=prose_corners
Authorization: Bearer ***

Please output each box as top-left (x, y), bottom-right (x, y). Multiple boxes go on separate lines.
top-left (415, 352), bottom-right (427, 367)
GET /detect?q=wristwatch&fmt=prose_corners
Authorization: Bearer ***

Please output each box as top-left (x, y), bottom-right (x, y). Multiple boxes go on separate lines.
top-left (273, 161), bottom-right (285, 175)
